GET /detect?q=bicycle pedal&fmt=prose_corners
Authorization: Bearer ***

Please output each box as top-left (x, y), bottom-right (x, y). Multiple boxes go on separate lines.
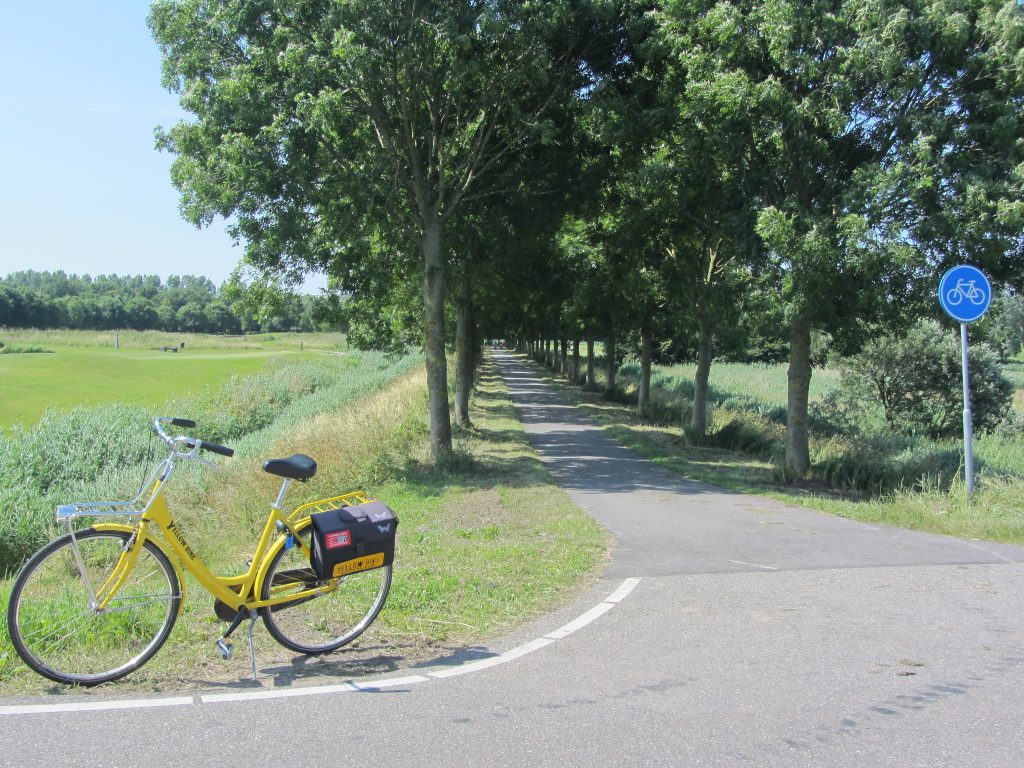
top-left (216, 637), bottom-right (234, 661)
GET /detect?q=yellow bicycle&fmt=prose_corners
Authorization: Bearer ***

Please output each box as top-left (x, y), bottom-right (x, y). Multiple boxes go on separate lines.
top-left (6, 417), bottom-right (395, 686)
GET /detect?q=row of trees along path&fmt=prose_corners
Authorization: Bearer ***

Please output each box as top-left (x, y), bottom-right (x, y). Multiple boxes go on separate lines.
top-left (151, 0), bottom-right (1024, 474)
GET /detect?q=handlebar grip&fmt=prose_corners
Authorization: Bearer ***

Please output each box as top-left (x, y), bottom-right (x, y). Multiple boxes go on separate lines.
top-left (170, 418), bottom-right (196, 428)
top-left (200, 441), bottom-right (234, 458)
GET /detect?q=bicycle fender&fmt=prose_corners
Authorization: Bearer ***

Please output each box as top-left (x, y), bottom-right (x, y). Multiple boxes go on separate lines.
top-left (92, 523), bottom-right (188, 614)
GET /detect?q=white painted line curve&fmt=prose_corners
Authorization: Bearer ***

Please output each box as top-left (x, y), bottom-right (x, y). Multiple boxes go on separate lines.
top-left (1, 577), bottom-right (642, 714)
top-left (0, 696), bottom-right (193, 716)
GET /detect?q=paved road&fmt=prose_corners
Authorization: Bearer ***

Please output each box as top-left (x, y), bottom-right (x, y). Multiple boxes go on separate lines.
top-left (2, 350), bottom-right (1022, 767)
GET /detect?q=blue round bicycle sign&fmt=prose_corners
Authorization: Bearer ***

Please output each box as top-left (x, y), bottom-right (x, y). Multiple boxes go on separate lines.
top-left (938, 265), bottom-right (992, 323)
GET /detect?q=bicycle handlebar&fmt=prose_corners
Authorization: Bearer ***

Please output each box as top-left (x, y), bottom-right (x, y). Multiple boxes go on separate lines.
top-left (152, 417), bottom-right (234, 461)
top-left (191, 440), bottom-right (235, 458)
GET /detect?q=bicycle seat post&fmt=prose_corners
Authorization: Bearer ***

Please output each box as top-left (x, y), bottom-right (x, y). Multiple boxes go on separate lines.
top-left (272, 479), bottom-right (292, 511)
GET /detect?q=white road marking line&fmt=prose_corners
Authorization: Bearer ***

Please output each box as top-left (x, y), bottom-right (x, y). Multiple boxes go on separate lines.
top-left (427, 655), bottom-right (507, 678)
top-left (428, 638), bottom-right (556, 679)
top-left (950, 538), bottom-right (1018, 564)
top-left (350, 675), bottom-right (430, 692)
top-left (0, 696), bottom-right (193, 716)
top-left (728, 560), bottom-right (778, 571)
top-left (2, 578), bottom-right (641, 714)
top-left (202, 683), bottom-right (356, 704)
top-left (202, 675), bottom-right (429, 704)
top-left (605, 577), bottom-right (641, 603)
top-left (545, 602), bottom-right (615, 640)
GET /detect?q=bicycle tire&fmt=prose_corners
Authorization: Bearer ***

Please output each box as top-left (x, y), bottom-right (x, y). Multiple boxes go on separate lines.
top-left (7, 528), bottom-right (180, 686)
top-left (259, 520), bottom-right (392, 655)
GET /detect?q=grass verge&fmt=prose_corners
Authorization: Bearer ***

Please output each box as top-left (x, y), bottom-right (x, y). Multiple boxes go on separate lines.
top-left (528, 355), bottom-right (1024, 546)
top-left (0, 355), bottom-right (608, 694)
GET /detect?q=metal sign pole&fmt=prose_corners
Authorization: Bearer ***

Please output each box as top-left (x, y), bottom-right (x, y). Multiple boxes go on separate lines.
top-left (960, 322), bottom-right (975, 495)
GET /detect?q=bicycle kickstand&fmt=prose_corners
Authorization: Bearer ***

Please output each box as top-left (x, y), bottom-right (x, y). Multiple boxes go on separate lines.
top-left (216, 608), bottom-right (261, 683)
top-left (246, 610), bottom-right (259, 682)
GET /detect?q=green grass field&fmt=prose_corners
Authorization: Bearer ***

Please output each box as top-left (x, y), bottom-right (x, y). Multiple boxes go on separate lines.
top-left (650, 360), bottom-right (841, 403)
top-left (0, 330), bottom-right (349, 430)
top-left (0, 346), bottom-right (306, 429)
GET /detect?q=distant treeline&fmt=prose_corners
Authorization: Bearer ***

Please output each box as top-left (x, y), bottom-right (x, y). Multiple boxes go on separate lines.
top-left (0, 271), bottom-right (335, 334)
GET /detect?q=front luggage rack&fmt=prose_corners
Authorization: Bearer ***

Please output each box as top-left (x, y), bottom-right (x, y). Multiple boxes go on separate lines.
top-left (56, 502), bottom-right (145, 521)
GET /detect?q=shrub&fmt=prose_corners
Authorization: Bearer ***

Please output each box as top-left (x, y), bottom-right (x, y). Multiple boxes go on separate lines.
top-left (836, 320), bottom-right (1014, 439)
top-left (812, 434), bottom-right (964, 493)
top-left (704, 407), bottom-right (785, 456)
top-left (0, 346), bottom-right (50, 354)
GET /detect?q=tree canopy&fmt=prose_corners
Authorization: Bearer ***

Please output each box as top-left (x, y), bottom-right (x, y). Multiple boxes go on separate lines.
top-left (146, 0), bottom-right (1024, 473)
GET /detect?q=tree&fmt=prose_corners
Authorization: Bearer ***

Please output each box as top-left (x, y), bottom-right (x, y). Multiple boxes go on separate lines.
top-left (988, 292), bottom-right (1024, 358)
top-left (662, 0), bottom-right (1024, 475)
top-left (150, 0), bottom-right (590, 461)
top-left (176, 301), bottom-right (207, 332)
top-left (204, 301), bottom-right (241, 334)
top-left (125, 297), bottom-right (159, 331)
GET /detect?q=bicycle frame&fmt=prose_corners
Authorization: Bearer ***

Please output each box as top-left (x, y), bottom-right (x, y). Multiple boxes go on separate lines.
top-left (62, 449), bottom-right (370, 617)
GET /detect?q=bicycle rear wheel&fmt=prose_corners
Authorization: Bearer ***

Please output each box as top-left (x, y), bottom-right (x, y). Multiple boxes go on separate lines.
top-left (7, 528), bottom-right (180, 686)
top-left (260, 521), bottom-right (391, 654)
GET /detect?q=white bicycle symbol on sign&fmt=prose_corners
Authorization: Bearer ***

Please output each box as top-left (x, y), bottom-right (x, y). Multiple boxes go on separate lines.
top-left (945, 279), bottom-right (987, 306)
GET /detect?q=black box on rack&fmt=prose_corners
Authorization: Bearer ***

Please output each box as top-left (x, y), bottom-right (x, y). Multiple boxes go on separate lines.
top-left (308, 501), bottom-right (398, 579)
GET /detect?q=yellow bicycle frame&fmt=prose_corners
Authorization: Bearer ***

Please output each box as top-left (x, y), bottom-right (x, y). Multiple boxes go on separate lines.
top-left (88, 476), bottom-right (370, 616)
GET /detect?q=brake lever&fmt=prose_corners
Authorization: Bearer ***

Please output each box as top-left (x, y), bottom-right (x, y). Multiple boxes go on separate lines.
top-left (178, 438), bottom-right (215, 468)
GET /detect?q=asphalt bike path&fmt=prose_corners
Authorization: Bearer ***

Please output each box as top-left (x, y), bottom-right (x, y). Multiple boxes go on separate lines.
top-left (1, 350), bottom-right (1022, 767)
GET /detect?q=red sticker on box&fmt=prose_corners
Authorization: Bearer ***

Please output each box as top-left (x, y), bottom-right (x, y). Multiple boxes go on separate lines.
top-left (325, 530), bottom-right (351, 549)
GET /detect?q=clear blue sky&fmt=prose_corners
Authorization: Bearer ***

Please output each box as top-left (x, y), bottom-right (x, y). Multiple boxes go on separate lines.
top-left (0, 2), bottom-right (324, 292)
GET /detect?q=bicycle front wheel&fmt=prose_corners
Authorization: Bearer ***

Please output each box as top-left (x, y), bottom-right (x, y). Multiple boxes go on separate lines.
top-left (7, 528), bottom-right (181, 686)
top-left (260, 521), bottom-right (391, 654)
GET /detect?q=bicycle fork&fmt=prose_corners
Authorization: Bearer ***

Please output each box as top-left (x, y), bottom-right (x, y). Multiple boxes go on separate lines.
top-left (67, 521), bottom-right (143, 613)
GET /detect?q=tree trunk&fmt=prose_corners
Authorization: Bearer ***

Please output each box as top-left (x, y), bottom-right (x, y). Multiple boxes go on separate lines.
top-left (586, 335), bottom-right (595, 389)
top-left (422, 214), bottom-right (452, 461)
top-left (560, 338), bottom-right (568, 376)
top-left (571, 340), bottom-right (580, 384)
top-left (604, 333), bottom-right (617, 397)
top-left (691, 312), bottom-right (713, 440)
top-left (639, 324), bottom-right (652, 417)
top-left (454, 274), bottom-right (474, 428)
top-left (786, 314), bottom-right (813, 476)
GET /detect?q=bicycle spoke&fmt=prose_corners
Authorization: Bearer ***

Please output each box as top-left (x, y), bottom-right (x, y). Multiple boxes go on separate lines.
top-left (102, 594), bottom-right (181, 613)
top-left (20, 609), bottom-right (95, 648)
